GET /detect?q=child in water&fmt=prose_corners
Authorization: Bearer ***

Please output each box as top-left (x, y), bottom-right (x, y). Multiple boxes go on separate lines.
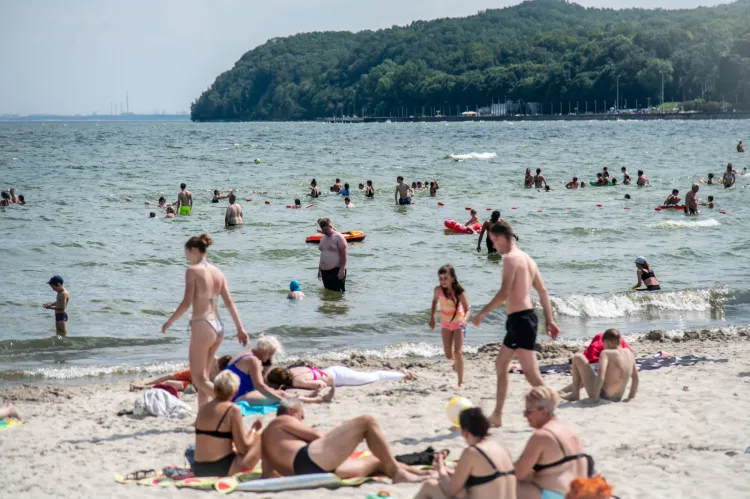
top-left (429, 265), bottom-right (470, 387)
top-left (165, 206), bottom-right (176, 218)
top-left (288, 280), bottom-right (304, 300)
top-left (43, 275), bottom-right (70, 337)
top-left (465, 209), bottom-right (479, 227)
top-left (701, 195), bottom-right (715, 209)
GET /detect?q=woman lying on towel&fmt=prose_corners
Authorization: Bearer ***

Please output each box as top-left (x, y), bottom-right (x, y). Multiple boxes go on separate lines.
top-left (414, 407), bottom-right (516, 498)
top-left (265, 365), bottom-right (416, 390)
top-left (193, 370), bottom-right (262, 477)
top-left (129, 355), bottom-right (232, 392)
top-left (225, 337), bottom-right (334, 405)
top-left (515, 387), bottom-right (594, 499)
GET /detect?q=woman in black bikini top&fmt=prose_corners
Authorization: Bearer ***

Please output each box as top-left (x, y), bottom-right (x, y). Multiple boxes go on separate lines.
top-left (633, 256), bottom-right (661, 291)
top-left (192, 371), bottom-right (262, 478)
top-left (414, 407), bottom-right (515, 498)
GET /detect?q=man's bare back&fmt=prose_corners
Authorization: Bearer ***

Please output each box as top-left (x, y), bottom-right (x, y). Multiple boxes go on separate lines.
top-left (599, 348), bottom-right (636, 400)
top-left (225, 203), bottom-right (243, 226)
top-left (178, 190), bottom-right (192, 207)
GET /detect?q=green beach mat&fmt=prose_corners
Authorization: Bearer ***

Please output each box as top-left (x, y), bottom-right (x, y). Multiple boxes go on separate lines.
top-left (0, 418), bottom-right (23, 432)
top-left (114, 451), bottom-right (392, 493)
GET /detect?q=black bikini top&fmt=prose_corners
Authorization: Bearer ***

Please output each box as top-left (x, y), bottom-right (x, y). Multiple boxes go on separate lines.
top-left (532, 429), bottom-right (594, 476)
top-left (463, 445), bottom-right (514, 489)
top-left (195, 406), bottom-right (233, 440)
top-left (640, 270), bottom-right (656, 281)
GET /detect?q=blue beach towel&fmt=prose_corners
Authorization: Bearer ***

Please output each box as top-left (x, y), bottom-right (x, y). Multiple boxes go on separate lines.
top-left (237, 401), bottom-right (279, 416)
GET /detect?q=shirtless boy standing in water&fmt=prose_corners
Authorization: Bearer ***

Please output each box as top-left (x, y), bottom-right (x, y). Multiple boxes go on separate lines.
top-left (394, 176), bottom-right (413, 205)
top-left (175, 183), bottom-right (193, 215)
top-left (472, 221), bottom-right (559, 427)
top-left (43, 275), bottom-right (70, 337)
top-left (562, 328), bottom-right (638, 402)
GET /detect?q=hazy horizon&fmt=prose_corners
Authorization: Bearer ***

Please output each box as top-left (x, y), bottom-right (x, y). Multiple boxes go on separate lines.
top-left (0, 0), bottom-right (732, 115)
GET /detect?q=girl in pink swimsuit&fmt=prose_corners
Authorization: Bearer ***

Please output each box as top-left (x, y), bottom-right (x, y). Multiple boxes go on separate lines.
top-left (430, 264), bottom-right (471, 387)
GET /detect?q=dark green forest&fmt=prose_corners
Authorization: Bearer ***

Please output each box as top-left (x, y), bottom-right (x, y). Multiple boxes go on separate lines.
top-left (191, 0), bottom-right (750, 121)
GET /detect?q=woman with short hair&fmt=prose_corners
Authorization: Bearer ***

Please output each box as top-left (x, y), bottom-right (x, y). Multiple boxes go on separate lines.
top-left (515, 387), bottom-right (592, 499)
top-left (192, 370), bottom-right (262, 477)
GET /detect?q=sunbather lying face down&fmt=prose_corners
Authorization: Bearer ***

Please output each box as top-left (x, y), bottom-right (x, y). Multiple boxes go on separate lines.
top-left (265, 365), bottom-right (414, 390)
top-left (260, 398), bottom-right (428, 483)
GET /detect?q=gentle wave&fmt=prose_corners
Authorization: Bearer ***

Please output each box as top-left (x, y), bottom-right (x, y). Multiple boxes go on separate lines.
top-left (446, 152), bottom-right (497, 160)
top-left (550, 287), bottom-right (728, 318)
top-left (0, 336), bottom-right (178, 356)
top-left (651, 219), bottom-right (721, 229)
top-left (0, 360), bottom-right (188, 381)
top-left (4, 324), bottom-right (750, 381)
top-left (0, 342), bottom-right (479, 380)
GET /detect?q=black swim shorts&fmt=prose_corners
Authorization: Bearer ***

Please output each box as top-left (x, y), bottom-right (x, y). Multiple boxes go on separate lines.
top-left (321, 267), bottom-right (346, 293)
top-left (502, 309), bottom-right (538, 351)
top-left (293, 445), bottom-right (328, 475)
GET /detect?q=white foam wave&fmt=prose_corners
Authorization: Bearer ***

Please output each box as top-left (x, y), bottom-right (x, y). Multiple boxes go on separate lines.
top-left (287, 342), bottom-right (480, 363)
top-left (651, 219), bottom-right (720, 229)
top-left (551, 288), bottom-right (726, 318)
top-left (12, 360), bottom-right (188, 380)
top-left (448, 152), bottom-right (497, 161)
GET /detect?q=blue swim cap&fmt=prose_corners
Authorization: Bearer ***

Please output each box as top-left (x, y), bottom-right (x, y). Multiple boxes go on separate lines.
top-left (290, 280), bottom-right (301, 292)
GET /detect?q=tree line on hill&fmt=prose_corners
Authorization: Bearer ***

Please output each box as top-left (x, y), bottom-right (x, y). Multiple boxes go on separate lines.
top-left (191, 0), bottom-right (750, 121)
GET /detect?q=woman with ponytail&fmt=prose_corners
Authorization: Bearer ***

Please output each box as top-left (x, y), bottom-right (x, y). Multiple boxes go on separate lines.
top-left (162, 234), bottom-right (249, 407)
top-left (430, 264), bottom-right (471, 386)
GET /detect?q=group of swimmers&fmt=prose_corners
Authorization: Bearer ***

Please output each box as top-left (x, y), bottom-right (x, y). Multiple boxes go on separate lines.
top-left (0, 187), bottom-right (26, 206)
top-left (563, 167), bottom-right (649, 189)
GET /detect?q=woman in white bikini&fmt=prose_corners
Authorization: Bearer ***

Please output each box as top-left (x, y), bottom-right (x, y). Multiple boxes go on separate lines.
top-left (162, 234), bottom-right (249, 407)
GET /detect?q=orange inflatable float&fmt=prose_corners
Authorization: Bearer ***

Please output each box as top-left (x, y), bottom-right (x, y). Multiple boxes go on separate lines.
top-left (444, 219), bottom-right (480, 234)
top-left (305, 231), bottom-right (366, 243)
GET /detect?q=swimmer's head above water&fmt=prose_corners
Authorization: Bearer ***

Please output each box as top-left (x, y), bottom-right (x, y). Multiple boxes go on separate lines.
top-left (491, 210), bottom-right (501, 222)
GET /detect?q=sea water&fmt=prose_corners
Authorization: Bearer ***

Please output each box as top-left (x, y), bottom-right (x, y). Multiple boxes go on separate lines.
top-left (1, 120), bottom-right (748, 382)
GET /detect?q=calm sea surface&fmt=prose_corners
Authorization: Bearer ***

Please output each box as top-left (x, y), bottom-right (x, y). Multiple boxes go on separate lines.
top-left (1, 120), bottom-right (748, 382)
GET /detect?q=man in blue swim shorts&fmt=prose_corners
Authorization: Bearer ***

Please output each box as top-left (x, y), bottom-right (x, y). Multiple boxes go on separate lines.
top-left (394, 176), bottom-right (413, 205)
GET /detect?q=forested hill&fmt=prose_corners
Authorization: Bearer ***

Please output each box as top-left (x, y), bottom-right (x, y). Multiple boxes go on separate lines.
top-left (191, 0), bottom-right (750, 121)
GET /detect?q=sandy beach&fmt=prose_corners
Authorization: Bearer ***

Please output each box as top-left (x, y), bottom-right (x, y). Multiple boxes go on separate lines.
top-left (3, 331), bottom-right (750, 499)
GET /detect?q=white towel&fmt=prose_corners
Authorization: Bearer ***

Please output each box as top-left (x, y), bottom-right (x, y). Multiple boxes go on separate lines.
top-left (134, 388), bottom-right (192, 419)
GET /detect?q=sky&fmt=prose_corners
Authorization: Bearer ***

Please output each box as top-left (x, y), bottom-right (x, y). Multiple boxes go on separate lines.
top-left (0, 0), bottom-right (732, 115)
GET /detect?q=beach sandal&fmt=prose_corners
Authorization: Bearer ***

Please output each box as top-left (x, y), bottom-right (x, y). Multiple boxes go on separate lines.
top-left (395, 447), bottom-right (449, 466)
top-left (125, 469), bottom-right (156, 481)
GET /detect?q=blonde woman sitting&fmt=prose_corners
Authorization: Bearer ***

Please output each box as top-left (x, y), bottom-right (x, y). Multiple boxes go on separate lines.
top-left (192, 370), bottom-right (262, 477)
